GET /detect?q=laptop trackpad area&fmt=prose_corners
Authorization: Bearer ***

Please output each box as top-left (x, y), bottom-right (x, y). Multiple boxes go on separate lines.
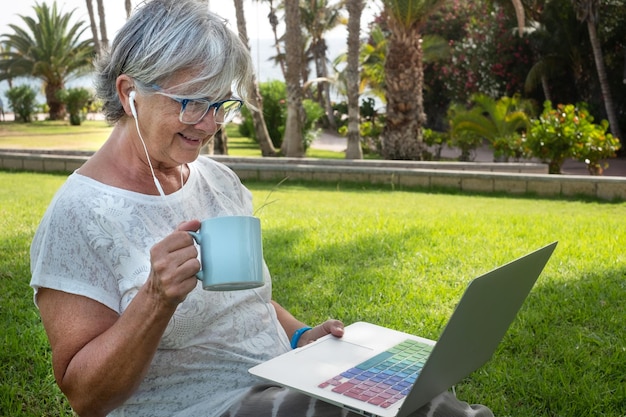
top-left (249, 322), bottom-right (416, 387)
top-left (295, 337), bottom-right (374, 368)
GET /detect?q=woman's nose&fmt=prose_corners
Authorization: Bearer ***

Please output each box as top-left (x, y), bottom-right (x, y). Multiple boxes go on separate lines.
top-left (193, 108), bottom-right (219, 132)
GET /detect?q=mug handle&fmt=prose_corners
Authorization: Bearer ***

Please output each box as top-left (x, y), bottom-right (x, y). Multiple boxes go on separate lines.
top-left (188, 231), bottom-right (204, 281)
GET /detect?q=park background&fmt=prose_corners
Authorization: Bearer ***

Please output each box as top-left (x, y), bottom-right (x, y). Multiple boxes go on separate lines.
top-left (0, 1), bottom-right (625, 415)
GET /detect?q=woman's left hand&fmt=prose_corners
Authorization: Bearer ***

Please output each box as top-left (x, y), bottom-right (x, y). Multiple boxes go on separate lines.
top-left (299, 320), bottom-right (344, 346)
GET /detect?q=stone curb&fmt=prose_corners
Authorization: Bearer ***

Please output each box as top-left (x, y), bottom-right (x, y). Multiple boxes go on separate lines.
top-left (1, 150), bottom-right (624, 201)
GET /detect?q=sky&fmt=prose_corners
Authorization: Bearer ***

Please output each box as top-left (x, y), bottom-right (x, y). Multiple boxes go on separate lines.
top-left (0, 0), bottom-right (378, 48)
top-left (0, 0), bottom-right (377, 96)
top-left (1, 1), bottom-right (271, 42)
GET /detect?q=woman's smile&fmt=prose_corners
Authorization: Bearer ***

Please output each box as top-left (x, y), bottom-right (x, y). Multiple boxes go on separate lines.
top-left (179, 132), bottom-right (202, 143)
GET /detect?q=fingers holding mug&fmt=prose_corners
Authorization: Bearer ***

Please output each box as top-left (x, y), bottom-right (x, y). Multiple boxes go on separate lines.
top-left (147, 226), bottom-right (201, 305)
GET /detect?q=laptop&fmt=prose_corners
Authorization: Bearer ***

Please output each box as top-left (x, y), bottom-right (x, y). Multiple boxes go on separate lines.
top-left (250, 242), bottom-right (557, 417)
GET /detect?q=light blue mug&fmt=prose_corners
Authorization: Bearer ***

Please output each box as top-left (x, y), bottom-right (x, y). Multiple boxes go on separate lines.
top-left (189, 216), bottom-right (265, 291)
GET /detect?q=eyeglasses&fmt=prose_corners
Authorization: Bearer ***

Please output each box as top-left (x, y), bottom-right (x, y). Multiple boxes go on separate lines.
top-left (149, 84), bottom-right (243, 125)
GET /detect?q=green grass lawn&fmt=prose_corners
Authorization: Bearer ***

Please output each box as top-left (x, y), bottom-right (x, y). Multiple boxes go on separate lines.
top-left (0, 120), bottom-right (345, 159)
top-left (0, 120), bottom-right (112, 151)
top-left (1, 170), bottom-right (624, 416)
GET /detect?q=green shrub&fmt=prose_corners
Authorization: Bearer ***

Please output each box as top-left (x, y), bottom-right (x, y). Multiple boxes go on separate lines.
top-left (491, 134), bottom-right (531, 162)
top-left (332, 101), bottom-right (349, 130)
top-left (570, 118), bottom-right (621, 175)
top-left (302, 99), bottom-right (325, 150)
top-left (527, 101), bottom-right (621, 174)
top-left (447, 94), bottom-right (533, 162)
top-left (239, 80), bottom-right (325, 150)
top-left (423, 128), bottom-right (449, 160)
top-left (446, 102), bottom-right (483, 161)
top-left (337, 118), bottom-right (385, 155)
top-left (56, 87), bottom-right (93, 126)
top-left (239, 80), bottom-right (287, 148)
top-left (335, 98), bottom-right (386, 155)
top-left (5, 85), bottom-right (38, 123)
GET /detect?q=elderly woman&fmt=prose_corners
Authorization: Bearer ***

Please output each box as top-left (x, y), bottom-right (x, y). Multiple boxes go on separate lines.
top-left (30, 1), bottom-right (493, 416)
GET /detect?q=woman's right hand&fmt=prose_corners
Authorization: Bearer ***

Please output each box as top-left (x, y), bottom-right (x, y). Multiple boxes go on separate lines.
top-left (145, 219), bottom-right (202, 307)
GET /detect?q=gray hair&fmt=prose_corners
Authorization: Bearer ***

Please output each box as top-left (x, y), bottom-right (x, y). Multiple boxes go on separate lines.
top-left (95, 0), bottom-right (254, 123)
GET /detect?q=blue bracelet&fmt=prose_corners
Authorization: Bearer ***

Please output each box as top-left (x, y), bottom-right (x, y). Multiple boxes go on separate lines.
top-left (290, 326), bottom-right (312, 349)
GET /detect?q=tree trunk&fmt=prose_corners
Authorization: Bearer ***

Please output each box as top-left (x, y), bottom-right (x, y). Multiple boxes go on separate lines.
top-left (511, 0), bottom-right (525, 36)
top-left (540, 74), bottom-right (552, 103)
top-left (548, 157), bottom-right (563, 175)
top-left (85, 0), bottom-right (100, 56)
top-left (233, 0), bottom-right (277, 157)
top-left (345, 0), bottom-right (364, 160)
top-left (282, 0), bottom-right (305, 157)
top-left (96, 0), bottom-right (108, 51)
top-left (623, 46), bottom-right (626, 85)
top-left (267, 0), bottom-right (287, 79)
top-left (572, 0), bottom-right (623, 146)
top-left (585, 19), bottom-right (623, 144)
top-left (201, 137), bottom-right (214, 155)
top-left (45, 82), bottom-right (65, 120)
top-left (125, 0), bottom-right (132, 18)
top-left (382, 24), bottom-right (426, 160)
top-left (322, 79), bottom-right (336, 129)
top-left (213, 129), bottom-right (228, 155)
top-left (312, 39), bottom-right (337, 130)
top-left (312, 41), bottom-right (326, 104)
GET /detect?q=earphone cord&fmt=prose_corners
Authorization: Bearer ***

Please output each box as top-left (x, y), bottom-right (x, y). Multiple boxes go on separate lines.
top-left (132, 113), bottom-right (184, 219)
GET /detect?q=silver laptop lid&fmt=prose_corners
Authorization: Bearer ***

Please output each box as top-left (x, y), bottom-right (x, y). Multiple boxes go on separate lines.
top-left (398, 241), bottom-right (557, 416)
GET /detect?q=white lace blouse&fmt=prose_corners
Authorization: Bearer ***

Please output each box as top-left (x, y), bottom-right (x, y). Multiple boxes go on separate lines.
top-left (30, 156), bottom-right (292, 416)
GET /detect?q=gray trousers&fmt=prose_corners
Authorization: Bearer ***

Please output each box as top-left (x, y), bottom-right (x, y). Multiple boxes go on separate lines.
top-left (220, 384), bottom-right (494, 417)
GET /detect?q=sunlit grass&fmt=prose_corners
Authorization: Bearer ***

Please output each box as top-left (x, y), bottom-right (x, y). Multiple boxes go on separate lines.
top-left (0, 120), bottom-right (347, 159)
top-left (1, 165), bottom-right (624, 415)
top-left (252, 183), bottom-right (626, 416)
top-left (0, 120), bottom-right (111, 151)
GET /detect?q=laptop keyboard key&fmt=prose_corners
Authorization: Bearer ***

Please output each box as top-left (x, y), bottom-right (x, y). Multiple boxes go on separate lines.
top-left (318, 339), bottom-right (431, 410)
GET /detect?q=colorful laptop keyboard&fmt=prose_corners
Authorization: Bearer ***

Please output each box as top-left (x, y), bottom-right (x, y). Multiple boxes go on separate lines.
top-left (318, 339), bottom-right (433, 409)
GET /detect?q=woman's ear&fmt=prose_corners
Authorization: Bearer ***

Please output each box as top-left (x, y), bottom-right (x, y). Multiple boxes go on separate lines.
top-left (116, 75), bottom-right (136, 118)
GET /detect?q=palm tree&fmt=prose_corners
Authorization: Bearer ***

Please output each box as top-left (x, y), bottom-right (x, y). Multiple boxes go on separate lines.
top-left (0, 42), bottom-right (15, 89)
top-left (450, 94), bottom-right (533, 161)
top-left (85, 0), bottom-right (101, 55)
top-left (84, 0), bottom-right (109, 55)
top-left (571, 0), bottom-right (622, 143)
top-left (344, 0), bottom-right (364, 159)
top-left (358, 25), bottom-right (387, 101)
top-left (510, 0), bottom-right (622, 146)
top-left (358, 25), bottom-right (448, 101)
top-left (0, 2), bottom-right (94, 120)
top-left (380, 0), bottom-right (447, 160)
top-left (282, 0), bottom-right (306, 156)
top-left (511, 0), bottom-right (525, 36)
top-left (520, 1), bottom-right (588, 104)
top-left (233, 0), bottom-right (278, 156)
top-left (300, 0), bottom-right (344, 129)
top-left (95, 0), bottom-right (109, 51)
top-left (524, 55), bottom-right (560, 102)
top-left (259, 0), bottom-right (287, 78)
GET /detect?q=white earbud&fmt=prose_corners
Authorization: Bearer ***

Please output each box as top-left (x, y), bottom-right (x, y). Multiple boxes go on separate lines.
top-left (129, 91), bottom-right (137, 119)
top-left (127, 87), bottom-right (182, 214)
top-left (128, 89), bottom-right (168, 199)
